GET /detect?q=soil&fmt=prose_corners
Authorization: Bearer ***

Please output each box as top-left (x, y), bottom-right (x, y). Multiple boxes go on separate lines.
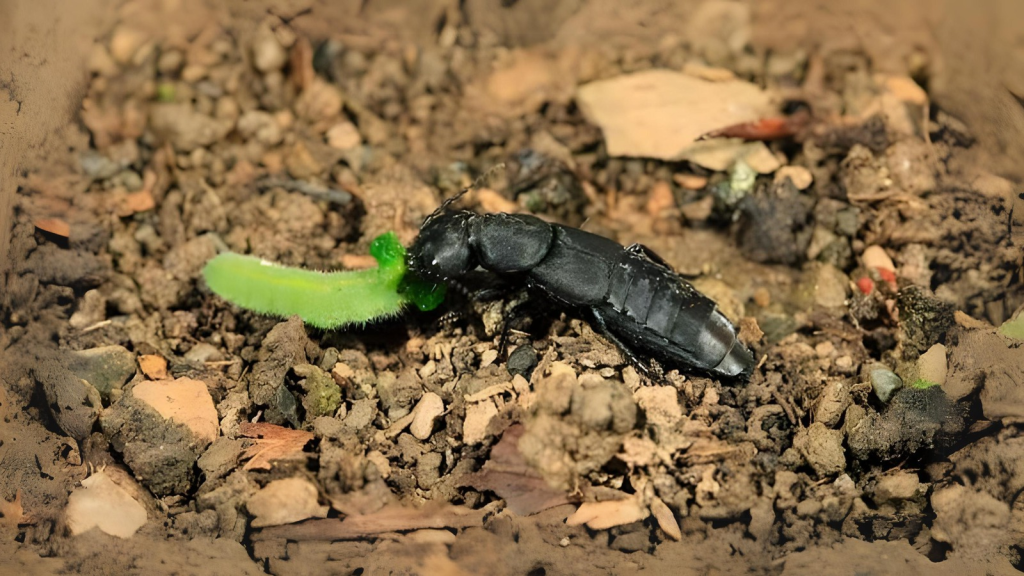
top-left (2, 1), bottom-right (1024, 575)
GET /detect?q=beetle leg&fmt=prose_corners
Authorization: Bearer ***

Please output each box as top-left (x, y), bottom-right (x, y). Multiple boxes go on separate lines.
top-left (497, 299), bottom-right (532, 360)
top-left (589, 308), bottom-right (662, 382)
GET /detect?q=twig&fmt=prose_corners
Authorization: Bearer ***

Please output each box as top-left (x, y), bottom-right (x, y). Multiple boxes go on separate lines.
top-left (257, 177), bottom-right (353, 205)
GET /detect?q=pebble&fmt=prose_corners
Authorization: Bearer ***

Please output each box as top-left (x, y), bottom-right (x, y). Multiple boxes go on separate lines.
top-left (285, 141), bottom-right (322, 179)
top-left (109, 26), bottom-right (147, 64)
top-left (479, 349), bottom-right (499, 368)
top-left (874, 470), bottom-right (921, 503)
top-left (150, 103), bottom-right (233, 152)
top-left (463, 400), bottom-right (498, 445)
top-left (236, 110), bottom-right (283, 146)
top-left (792, 422), bottom-right (846, 477)
top-left (815, 380), bottom-right (850, 429)
top-left (252, 24), bottom-right (288, 73)
top-left (774, 166), bottom-right (813, 190)
top-left (679, 196), bottom-right (714, 221)
top-left (916, 344), bottom-right (947, 386)
top-left (862, 245), bottom-right (896, 273)
top-left (326, 121), bottom-right (362, 150)
top-left (645, 181), bottom-right (676, 216)
top-left (633, 386), bottom-right (682, 429)
top-left (506, 345), bottom-right (539, 380)
top-left (409, 392), bottom-right (444, 440)
top-left (67, 345), bottom-right (137, 400)
top-left (157, 49), bottom-right (184, 74)
top-left (870, 367), bottom-right (903, 403)
top-left (535, 362), bottom-right (577, 415)
top-left (673, 173), bottom-right (708, 190)
top-left (247, 477), bottom-right (328, 528)
top-left (80, 150), bottom-right (122, 180)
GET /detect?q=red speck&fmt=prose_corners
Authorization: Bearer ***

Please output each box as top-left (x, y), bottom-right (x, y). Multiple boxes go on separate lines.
top-left (856, 277), bottom-right (874, 294)
top-left (877, 268), bottom-right (897, 285)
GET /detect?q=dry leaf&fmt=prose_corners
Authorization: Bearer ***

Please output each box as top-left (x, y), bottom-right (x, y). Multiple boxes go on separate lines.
top-left (138, 354), bottom-right (168, 380)
top-left (239, 422), bottom-right (314, 471)
top-left (247, 477), bottom-right (328, 528)
top-left (649, 496), bottom-right (681, 541)
top-left (253, 501), bottom-right (496, 542)
top-left (66, 470), bottom-right (148, 538)
top-left (459, 425), bottom-right (570, 516)
top-left (576, 69), bottom-right (774, 160)
top-left (565, 494), bottom-right (648, 530)
top-left (34, 218), bottom-right (70, 238)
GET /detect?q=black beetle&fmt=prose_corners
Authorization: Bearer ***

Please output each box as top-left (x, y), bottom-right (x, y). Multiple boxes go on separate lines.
top-left (406, 194), bottom-right (756, 379)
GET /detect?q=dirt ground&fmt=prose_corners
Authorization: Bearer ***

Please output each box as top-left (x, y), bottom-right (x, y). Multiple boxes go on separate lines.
top-left (2, 0), bottom-right (1024, 574)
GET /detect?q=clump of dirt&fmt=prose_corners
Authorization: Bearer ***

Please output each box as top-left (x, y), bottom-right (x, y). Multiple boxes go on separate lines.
top-left (3, 0), bottom-right (1024, 575)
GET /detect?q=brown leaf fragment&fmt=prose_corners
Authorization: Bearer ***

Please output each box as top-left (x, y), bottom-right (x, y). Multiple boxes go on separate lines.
top-left (239, 422), bottom-right (314, 471)
top-left (459, 425), bottom-right (571, 516)
top-left (565, 494), bottom-right (648, 530)
top-left (649, 496), bottom-right (681, 541)
top-left (253, 501), bottom-right (496, 541)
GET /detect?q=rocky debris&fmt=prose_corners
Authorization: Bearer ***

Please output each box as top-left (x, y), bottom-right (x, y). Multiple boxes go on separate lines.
top-left (945, 328), bottom-right (1024, 419)
top-left (249, 317), bottom-right (315, 427)
top-left (915, 344), bottom-right (947, 386)
top-left (101, 379), bottom-right (218, 496)
top-left (247, 477), bottom-right (328, 528)
top-left (897, 286), bottom-right (955, 359)
top-left (133, 378), bottom-right (219, 444)
top-left (774, 166), bottom-right (813, 190)
top-left (292, 364), bottom-right (342, 423)
top-left (35, 355), bottom-right (102, 441)
top-left (149, 103), bottom-right (233, 152)
top-left (846, 387), bottom-right (963, 463)
top-left (792, 423), bottom-right (845, 477)
top-left (931, 485), bottom-right (1012, 563)
top-left (65, 468), bottom-right (148, 538)
top-left (410, 393), bottom-right (444, 440)
top-left (869, 367), bottom-right (903, 403)
top-left (736, 182), bottom-right (814, 266)
top-left (66, 345), bottom-right (136, 401)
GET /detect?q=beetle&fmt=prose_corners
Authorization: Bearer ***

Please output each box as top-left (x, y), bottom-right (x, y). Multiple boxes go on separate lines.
top-left (405, 194), bottom-right (756, 379)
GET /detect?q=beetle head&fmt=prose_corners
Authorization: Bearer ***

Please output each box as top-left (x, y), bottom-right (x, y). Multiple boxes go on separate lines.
top-left (408, 211), bottom-right (475, 281)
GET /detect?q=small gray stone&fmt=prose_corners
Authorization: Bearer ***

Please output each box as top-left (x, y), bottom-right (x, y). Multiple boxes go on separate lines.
top-left (871, 368), bottom-right (903, 403)
top-left (67, 345), bottom-right (137, 400)
top-left (343, 398), bottom-right (377, 430)
top-left (507, 345), bottom-right (538, 380)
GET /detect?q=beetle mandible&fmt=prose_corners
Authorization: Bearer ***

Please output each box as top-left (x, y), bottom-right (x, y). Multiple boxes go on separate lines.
top-left (406, 194), bottom-right (756, 379)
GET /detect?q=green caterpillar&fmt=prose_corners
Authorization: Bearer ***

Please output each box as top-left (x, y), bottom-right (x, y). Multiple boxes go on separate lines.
top-left (202, 232), bottom-right (445, 329)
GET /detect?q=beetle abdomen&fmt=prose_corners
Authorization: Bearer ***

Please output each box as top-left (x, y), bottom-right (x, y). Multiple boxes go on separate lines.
top-left (599, 250), bottom-right (753, 377)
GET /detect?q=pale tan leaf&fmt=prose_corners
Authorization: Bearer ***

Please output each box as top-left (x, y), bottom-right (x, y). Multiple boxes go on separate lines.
top-left (565, 494), bottom-right (648, 530)
top-left (649, 496), bottom-right (681, 541)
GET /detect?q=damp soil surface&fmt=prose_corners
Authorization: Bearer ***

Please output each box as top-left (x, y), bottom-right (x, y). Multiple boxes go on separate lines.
top-left (3, 1), bottom-right (1024, 575)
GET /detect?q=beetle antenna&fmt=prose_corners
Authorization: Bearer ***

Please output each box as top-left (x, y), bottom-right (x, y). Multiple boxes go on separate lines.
top-left (426, 163), bottom-right (507, 222)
